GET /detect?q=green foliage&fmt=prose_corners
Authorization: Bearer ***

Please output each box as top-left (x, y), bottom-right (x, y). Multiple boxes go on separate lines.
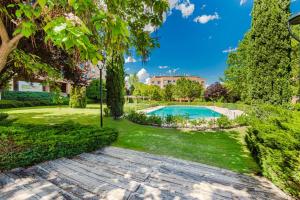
top-left (104, 107), bottom-right (110, 117)
top-left (0, 121), bottom-right (118, 171)
top-left (224, 0), bottom-right (292, 104)
top-left (2, 91), bottom-right (68, 103)
top-left (291, 25), bottom-right (300, 96)
top-left (133, 83), bottom-right (163, 101)
top-left (69, 85), bottom-right (87, 108)
top-left (106, 54), bottom-right (125, 119)
top-left (245, 105), bottom-right (300, 197)
top-left (0, 113), bottom-right (9, 121)
top-left (216, 115), bottom-right (232, 129)
top-left (233, 114), bottom-right (249, 126)
top-left (86, 79), bottom-right (106, 102)
top-left (0, 100), bottom-right (68, 109)
top-left (163, 84), bottom-right (174, 101)
top-left (126, 111), bottom-right (162, 126)
top-left (173, 78), bottom-right (203, 101)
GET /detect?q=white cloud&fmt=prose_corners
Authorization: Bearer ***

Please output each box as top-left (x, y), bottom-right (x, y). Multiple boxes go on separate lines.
top-left (194, 12), bottom-right (220, 24)
top-left (168, 0), bottom-right (179, 9)
top-left (158, 66), bottom-right (169, 69)
top-left (176, 2), bottom-right (195, 18)
top-left (201, 4), bottom-right (206, 10)
top-left (125, 56), bottom-right (137, 63)
top-left (222, 47), bottom-right (238, 53)
top-left (137, 68), bottom-right (150, 83)
top-left (240, 0), bottom-right (247, 5)
top-left (143, 24), bottom-right (156, 33)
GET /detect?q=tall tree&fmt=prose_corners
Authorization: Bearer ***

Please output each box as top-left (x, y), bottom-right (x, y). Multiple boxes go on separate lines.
top-left (247, 0), bottom-right (292, 104)
top-left (291, 25), bottom-right (300, 97)
top-left (106, 53), bottom-right (125, 119)
top-left (224, 32), bottom-right (251, 102)
top-left (173, 78), bottom-right (203, 102)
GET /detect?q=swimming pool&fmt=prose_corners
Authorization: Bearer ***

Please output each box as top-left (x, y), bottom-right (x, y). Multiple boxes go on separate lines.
top-left (147, 106), bottom-right (222, 119)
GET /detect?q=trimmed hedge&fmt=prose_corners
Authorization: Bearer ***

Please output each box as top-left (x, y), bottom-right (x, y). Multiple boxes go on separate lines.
top-left (3, 91), bottom-right (53, 101)
top-left (0, 121), bottom-right (118, 171)
top-left (0, 100), bottom-right (56, 109)
top-left (1, 91), bottom-right (69, 106)
top-left (245, 105), bottom-right (300, 197)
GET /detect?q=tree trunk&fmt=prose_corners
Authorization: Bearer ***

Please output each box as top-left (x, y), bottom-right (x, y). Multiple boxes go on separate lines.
top-left (0, 18), bottom-right (23, 73)
top-left (0, 44), bottom-right (13, 73)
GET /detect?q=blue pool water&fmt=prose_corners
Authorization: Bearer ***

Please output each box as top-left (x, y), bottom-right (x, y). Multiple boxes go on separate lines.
top-left (148, 106), bottom-right (222, 119)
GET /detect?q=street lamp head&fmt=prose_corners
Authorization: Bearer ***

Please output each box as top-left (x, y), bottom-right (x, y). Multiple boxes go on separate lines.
top-left (288, 13), bottom-right (300, 42)
top-left (289, 13), bottom-right (300, 26)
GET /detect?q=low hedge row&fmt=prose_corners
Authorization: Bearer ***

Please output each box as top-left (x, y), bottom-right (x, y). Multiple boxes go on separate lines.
top-left (245, 105), bottom-right (300, 197)
top-left (0, 100), bottom-right (58, 109)
top-left (0, 119), bottom-right (118, 171)
top-left (3, 91), bottom-right (54, 101)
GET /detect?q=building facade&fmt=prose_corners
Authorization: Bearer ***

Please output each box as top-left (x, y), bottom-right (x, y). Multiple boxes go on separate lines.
top-left (149, 76), bottom-right (206, 89)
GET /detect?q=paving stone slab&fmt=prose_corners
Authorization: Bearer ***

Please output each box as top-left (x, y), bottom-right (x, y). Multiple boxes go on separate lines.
top-left (0, 147), bottom-right (291, 200)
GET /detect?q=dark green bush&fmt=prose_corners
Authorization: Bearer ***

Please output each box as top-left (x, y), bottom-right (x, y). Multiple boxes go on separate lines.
top-left (126, 111), bottom-right (163, 126)
top-left (86, 79), bottom-right (106, 102)
top-left (2, 91), bottom-right (68, 103)
top-left (2, 91), bottom-right (53, 101)
top-left (0, 121), bottom-right (118, 171)
top-left (0, 113), bottom-right (9, 121)
top-left (0, 100), bottom-right (57, 109)
top-left (245, 105), bottom-right (300, 197)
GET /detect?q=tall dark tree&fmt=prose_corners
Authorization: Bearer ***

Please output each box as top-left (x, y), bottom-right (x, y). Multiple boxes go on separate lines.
top-left (106, 53), bottom-right (125, 119)
top-left (247, 0), bottom-right (292, 104)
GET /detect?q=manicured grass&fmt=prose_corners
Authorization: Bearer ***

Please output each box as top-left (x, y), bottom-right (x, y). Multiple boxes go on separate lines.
top-left (3, 104), bottom-right (259, 173)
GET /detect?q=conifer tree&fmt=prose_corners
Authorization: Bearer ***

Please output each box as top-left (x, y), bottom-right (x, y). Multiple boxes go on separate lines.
top-left (106, 53), bottom-right (125, 119)
top-left (248, 0), bottom-right (292, 104)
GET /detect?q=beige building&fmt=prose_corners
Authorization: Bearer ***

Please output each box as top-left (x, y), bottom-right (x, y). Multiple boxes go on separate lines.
top-left (149, 76), bottom-right (206, 89)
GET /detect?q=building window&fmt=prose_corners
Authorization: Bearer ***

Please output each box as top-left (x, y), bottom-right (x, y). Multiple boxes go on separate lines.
top-left (157, 81), bottom-right (161, 84)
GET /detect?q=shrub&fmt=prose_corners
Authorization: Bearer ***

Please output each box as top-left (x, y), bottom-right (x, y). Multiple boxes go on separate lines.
top-left (126, 111), bottom-right (163, 126)
top-left (165, 115), bottom-right (176, 125)
top-left (86, 79), bottom-right (106, 102)
top-left (2, 91), bottom-right (68, 104)
top-left (245, 105), bottom-right (300, 197)
top-left (0, 113), bottom-right (9, 121)
top-left (0, 100), bottom-right (54, 109)
top-left (104, 107), bottom-right (110, 117)
top-left (234, 114), bottom-right (249, 126)
top-left (216, 115), bottom-right (232, 129)
top-left (69, 86), bottom-right (87, 108)
top-left (0, 121), bottom-right (118, 171)
top-left (190, 119), bottom-right (206, 127)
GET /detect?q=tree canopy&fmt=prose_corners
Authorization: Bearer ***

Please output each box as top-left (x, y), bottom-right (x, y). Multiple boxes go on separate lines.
top-left (224, 0), bottom-right (293, 105)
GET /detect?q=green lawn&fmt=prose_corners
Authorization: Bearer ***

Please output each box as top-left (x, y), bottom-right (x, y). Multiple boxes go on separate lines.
top-left (3, 104), bottom-right (259, 174)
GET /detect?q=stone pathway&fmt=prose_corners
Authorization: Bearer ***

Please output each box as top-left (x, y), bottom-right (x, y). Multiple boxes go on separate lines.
top-left (0, 147), bottom-right (290, 200)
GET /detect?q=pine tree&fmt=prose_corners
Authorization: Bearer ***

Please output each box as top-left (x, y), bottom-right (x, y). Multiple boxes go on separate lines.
top-left (106, 53), bottom-right (125, 119)
top-left (248, 0), bottom-right (292, 104)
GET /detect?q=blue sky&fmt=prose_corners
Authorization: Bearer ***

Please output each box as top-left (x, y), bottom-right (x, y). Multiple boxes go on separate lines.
top-left (125, 0), bottom-right (300, 85)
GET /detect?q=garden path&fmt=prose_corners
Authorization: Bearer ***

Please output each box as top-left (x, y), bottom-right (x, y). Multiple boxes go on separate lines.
top-left (0, 147), bottom-right (290, 200)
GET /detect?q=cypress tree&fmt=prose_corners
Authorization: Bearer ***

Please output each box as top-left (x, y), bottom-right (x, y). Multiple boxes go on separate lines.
top-left (247, 0), bottom-right (292, 104)
top-left (106, 53), bottom-right (125, 119)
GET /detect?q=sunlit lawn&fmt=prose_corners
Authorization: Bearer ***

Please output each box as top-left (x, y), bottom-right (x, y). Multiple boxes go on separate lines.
top-left (3, 104), bottom-right (260, 174)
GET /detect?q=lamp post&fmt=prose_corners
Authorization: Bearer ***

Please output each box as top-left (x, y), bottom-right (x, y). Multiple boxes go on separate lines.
top-left (288, 13), bottom-right (300, 42)
top-left (97, 62), bottom-right (104, 128)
